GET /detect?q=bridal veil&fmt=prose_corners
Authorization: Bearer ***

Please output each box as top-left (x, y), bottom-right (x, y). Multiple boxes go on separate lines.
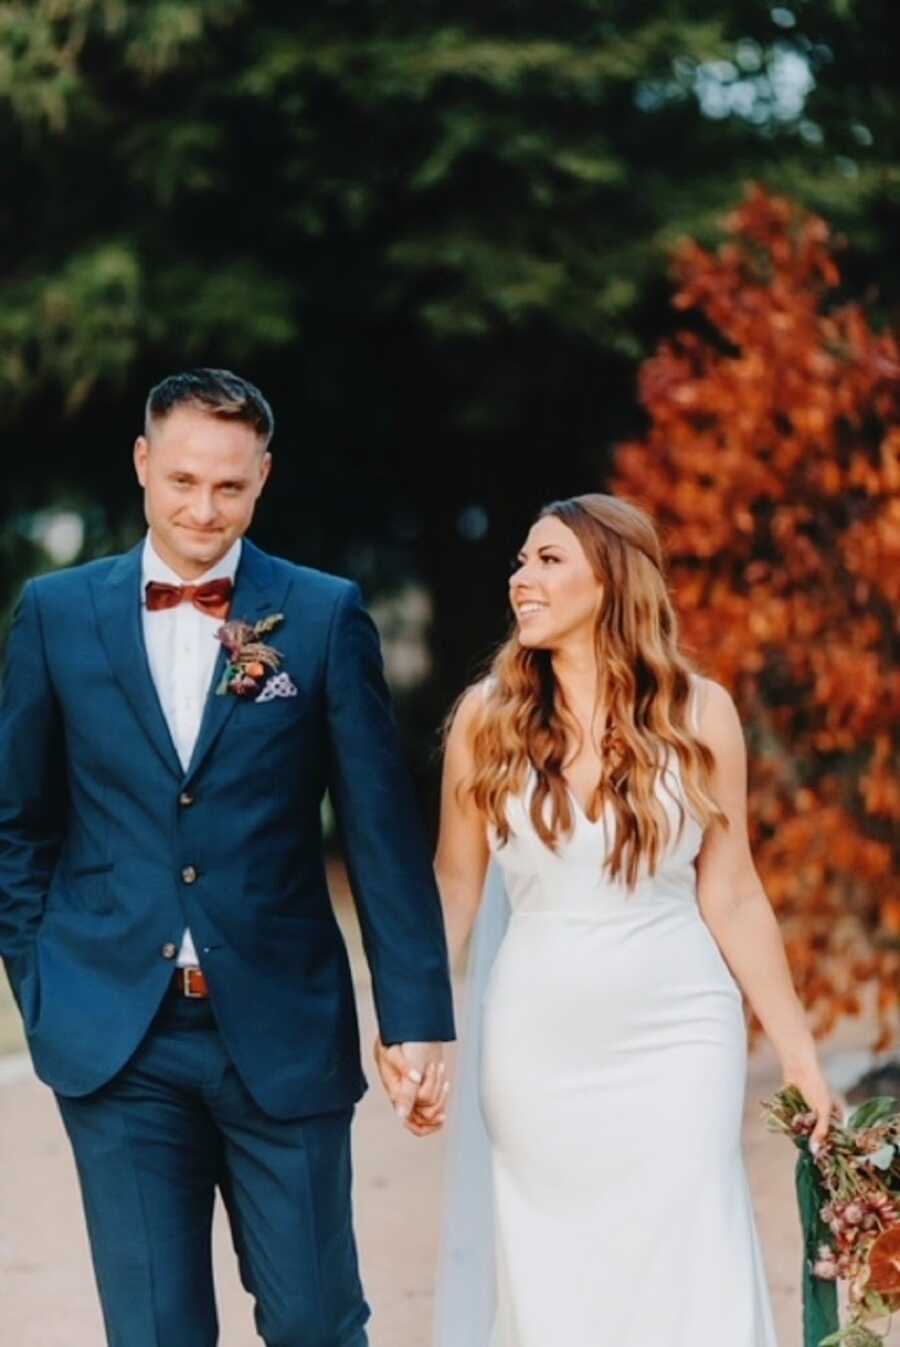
top-left (432, 859), bottom-right (510, 1347)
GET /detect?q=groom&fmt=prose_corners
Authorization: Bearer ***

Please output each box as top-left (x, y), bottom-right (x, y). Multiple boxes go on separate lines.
top-left (0, 368), bottom-right (455, 1346)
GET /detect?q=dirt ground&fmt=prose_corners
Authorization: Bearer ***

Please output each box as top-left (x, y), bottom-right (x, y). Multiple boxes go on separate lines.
top-left (3, 879), bottom-right (900, 1347)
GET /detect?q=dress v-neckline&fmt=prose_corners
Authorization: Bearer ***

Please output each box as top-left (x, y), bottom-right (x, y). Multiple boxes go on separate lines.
top-left (527, 765), bottom-right (604, 829)
top-left (564, 782), bottom-right (605, 828)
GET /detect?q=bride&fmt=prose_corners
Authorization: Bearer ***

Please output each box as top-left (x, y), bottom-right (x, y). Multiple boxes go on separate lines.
top-left (426, 493), bottom-right (832, 1346)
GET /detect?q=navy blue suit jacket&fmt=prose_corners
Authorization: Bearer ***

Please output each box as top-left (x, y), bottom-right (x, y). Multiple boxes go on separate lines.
top-left (0, 539), bottom-right (454, 1118)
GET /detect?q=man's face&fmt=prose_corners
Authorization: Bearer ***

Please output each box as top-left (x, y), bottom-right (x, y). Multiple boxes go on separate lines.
top-left (133, 404), bottom-right (271, 579)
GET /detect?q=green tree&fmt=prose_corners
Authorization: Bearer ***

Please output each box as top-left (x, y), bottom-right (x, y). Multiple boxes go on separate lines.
top-left (2, 1), bottom-right (899, 780)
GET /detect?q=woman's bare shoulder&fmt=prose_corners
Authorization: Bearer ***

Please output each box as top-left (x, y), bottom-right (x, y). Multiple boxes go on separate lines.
top-left (692, 675), bottom-right (743, 745)
top-left (447, 678), bottom-right (493, 741)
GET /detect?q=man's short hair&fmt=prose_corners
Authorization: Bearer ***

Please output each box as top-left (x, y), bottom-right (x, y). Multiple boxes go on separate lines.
top-left (144, 369), bottom-right (275, 447)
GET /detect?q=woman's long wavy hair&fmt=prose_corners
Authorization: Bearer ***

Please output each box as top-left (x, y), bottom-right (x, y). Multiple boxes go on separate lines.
top-left (451, 494), bottom-right (728, 888)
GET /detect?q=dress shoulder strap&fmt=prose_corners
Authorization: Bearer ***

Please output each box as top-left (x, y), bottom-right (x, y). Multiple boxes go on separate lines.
top-left (480, 675), bottom-right (498, 704)
top-left (688, 673), bottom-right (706, 736)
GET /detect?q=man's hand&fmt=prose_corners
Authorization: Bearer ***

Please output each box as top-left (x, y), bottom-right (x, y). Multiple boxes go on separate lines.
top-left (373, 1038), bottom-right (449, 1137)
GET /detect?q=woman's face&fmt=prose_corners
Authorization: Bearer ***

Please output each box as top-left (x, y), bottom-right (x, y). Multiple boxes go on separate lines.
top-left (508, 515), bottom-right (603, 650)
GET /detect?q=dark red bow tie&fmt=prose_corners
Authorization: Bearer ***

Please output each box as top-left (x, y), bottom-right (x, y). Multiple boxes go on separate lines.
top-left (145, 577), bottom-right (233, 620)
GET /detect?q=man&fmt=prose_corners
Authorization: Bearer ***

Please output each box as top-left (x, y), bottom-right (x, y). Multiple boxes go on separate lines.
top-left (0, 368), bottom-right (455, 1346)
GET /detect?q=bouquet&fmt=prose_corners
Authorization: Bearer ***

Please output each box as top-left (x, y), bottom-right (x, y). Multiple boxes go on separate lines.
top-left (763, 1084), bottom-right (900, 1347)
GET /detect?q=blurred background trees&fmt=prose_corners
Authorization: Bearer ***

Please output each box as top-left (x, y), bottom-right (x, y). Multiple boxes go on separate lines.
top-left (2, 1), bottom-right (899, 1029)
top-left (615, 187), bottom-right (900, 1044)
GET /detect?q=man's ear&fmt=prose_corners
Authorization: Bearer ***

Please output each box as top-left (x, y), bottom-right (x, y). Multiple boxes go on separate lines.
top-left (258, 450), bottom-right (273, 494)
top-left (134, 435), bottom-right (149, 487)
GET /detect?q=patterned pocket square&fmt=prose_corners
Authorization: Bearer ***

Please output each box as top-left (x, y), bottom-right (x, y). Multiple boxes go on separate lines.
top-left (256, 672), bottom-right (298, 702)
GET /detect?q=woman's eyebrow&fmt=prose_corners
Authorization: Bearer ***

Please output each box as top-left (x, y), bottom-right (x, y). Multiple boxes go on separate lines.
top-left (517, 544), bottom-right (566, 560)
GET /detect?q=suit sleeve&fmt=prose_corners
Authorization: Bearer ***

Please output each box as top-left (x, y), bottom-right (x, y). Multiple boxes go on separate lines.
top-left (0, 581), bottom-right (65, 1009)
top-left (325, 582), bottom-right (455, 1045)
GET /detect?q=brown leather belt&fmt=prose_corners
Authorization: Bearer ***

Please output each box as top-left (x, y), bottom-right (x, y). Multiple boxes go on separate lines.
top-left (171, 966), bottom-right (209, 999)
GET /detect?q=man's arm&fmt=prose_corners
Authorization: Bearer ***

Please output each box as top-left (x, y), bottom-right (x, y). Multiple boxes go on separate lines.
top-left (0, 581), bottom-right (65, 1009)
top-left (324, 582), bottom-right (455, 1049)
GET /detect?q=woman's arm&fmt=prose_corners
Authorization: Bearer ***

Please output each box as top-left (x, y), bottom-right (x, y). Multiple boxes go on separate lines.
top-left (434, 684), bottom-right (491, 970)
top-left (695, 678), bottom-right (832, 1145)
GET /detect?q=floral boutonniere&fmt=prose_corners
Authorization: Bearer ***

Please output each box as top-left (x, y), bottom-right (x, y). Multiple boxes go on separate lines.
top-left (215, 614), bottom-right (297, 700)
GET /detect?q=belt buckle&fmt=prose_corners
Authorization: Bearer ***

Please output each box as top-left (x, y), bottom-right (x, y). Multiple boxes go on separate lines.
top-left (183, 966), bottom-right (205, 998)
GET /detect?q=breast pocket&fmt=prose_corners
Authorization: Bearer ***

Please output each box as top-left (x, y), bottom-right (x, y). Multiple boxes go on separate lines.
top-left (249, 699), bottom-right (308, 727)
top-left (240, 684), bottom-right (319, 731)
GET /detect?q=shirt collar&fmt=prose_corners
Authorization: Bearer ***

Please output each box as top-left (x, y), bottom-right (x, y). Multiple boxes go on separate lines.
top-left (142, 532), bottom-right (243, 589)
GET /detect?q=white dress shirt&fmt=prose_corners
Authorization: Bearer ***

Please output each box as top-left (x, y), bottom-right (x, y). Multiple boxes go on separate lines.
top-left (141, 532), bottom-right (242, 967)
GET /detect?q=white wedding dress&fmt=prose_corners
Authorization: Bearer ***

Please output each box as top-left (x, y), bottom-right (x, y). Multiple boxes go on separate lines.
top-left (434, 677), bottom-right (778, 1347)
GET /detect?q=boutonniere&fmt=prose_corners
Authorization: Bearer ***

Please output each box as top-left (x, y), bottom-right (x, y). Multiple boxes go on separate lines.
top-left (215, 614), bottom-right (297, 700)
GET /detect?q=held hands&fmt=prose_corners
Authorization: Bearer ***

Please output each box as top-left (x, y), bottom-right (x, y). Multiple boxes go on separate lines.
top-left (374, 1038), bottom-right (449, 1138)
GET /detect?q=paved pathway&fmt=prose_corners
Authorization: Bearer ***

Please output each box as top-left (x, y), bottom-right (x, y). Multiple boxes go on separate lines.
top-left (0, 989), bottom-right (801, 1347)
top-left (4, 896), bottom-right (900, 1345)
top-left (0, 990), bottom-right (445, 1347)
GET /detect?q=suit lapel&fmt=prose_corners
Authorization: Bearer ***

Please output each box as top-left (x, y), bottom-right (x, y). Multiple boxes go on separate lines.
top-left (182, 540), bottom-right (292, 787)
top-left (92, 542), bottom-right (183, 779)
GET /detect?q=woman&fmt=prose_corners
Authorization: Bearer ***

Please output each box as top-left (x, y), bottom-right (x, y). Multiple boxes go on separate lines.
top-left (427, 494), bottom-right (832, 1346)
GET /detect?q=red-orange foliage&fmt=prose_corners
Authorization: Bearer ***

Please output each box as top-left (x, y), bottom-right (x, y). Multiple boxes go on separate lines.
top-left (614, 185), bottom-right (900, 1046)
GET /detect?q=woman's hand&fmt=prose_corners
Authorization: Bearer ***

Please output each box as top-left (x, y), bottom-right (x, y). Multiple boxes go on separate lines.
top-left (373, 1036), bottom-right (449, 1137)
top-left (782, 1054), bottom-right (836, 1151)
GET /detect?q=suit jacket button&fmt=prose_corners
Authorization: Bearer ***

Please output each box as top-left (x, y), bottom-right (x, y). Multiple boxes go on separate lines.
top-left (179, 791), bottom-right (194, 808)
top-left (181, 865), bottom-right (198, 884)
top-left (162, 943), bottom-right (178, 960)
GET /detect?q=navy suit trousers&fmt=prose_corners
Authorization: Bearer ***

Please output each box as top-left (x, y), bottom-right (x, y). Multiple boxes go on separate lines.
top-left (55, 987), bottom-right (370, 1347)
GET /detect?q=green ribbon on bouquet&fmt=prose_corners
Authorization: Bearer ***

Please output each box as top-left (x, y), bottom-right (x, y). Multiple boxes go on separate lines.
top-left (796, 1148), bottom-right (839, 1347)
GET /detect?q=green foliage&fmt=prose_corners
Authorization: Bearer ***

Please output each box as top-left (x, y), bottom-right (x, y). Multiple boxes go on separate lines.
top-left (4, 3), bottom-right (898, 393)
top-left (0, 243), bottom-right (141, 415)
top-left (847, 1099), bottom-right (900, 1133)
top-left (2, 0), bottom-right (899, 721)
top-left (0, 0), bottom-right (243, 129)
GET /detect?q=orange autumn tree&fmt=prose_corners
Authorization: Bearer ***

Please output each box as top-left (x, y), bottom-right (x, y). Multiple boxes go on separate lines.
top-left (614, 185), bottom-right (900, 1046)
